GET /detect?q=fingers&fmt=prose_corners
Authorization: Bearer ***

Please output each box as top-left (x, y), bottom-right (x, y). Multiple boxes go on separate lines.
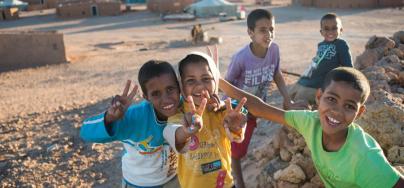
top-left (224, 98), bottom-right (232, 111)
top-left (128, 84), bottom-right (138, 100)
top-left (122, 80), bottom-right (131, 96)
top-left (186, 96), bottom-right (196, 112)
top-left (196, 98), bottom-right (207, 116)
top-left (234, 97), bottom-right (247, 112)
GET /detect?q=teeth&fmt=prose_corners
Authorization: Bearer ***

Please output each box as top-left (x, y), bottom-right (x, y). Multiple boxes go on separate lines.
top-left (163, 104), bottom-right (174, 110)
top-left (328, 116), bottom-right (340, 124)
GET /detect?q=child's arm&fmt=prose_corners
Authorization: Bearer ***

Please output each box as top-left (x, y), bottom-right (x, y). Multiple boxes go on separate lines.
top-left (338, 40), bottom-right (353, 67)
top-left (223, 98), bottom-right (247, 143)
top-left (273, 68), bottom-right (292, 110)
top-left (80, 80), bottom-right (138, 142)
top-left (393, 178), bottom-right (404, 188)
top-left (219, 78), bottom-right (288, 126)
top-left (164, 96), bottom-right (207, 152)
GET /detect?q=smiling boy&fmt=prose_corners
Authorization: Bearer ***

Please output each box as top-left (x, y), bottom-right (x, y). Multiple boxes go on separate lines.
top-left (80, 60), bottom-right (181, 188)
top-left (220, 67), bottom-right (403, 187)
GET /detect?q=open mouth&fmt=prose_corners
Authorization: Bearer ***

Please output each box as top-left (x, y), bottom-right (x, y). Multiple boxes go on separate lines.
top-left (326, 115), bottom-right (341, 128)
top-left (162, 104), bottom-right (175, 110)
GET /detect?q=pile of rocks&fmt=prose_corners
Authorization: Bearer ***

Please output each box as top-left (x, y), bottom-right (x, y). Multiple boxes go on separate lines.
top-left (355, 31), bottom-right (404, 167)
top-left (254, 31), bottom-right (404, 188)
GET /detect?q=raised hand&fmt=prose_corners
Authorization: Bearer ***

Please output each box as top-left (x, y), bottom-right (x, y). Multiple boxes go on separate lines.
top-left (223, 97), bottom-right (247, 142)
top-left (182, 96), bottom-right (207, 135)
top-left (105, 80), bottom-right (138, 124)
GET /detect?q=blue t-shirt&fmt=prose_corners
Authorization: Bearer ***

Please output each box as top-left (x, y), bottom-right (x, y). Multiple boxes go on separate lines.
top-left (80, 100), bottom-right (179, 187)
top-left (285, 110), bottom-right (402, 188)
top-left (298, 38), bottom-right (352, 88)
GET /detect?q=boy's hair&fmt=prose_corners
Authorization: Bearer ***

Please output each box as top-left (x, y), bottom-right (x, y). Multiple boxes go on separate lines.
top-left (247, 9), bottom-right (273, 30)
top-left (138, 60), bottom-right (179, 94)
top-left (178, 54), bottom-right (208, 78)
top-left (321, 67), bottom-right (370, 104)
top-left (320, 13), bottom-right (342, 27)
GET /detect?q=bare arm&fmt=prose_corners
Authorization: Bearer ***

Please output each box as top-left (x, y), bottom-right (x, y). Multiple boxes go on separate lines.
top-left (219, 78), bottom-right (288, 126)
top-left (393, 177), bottom-right (404, 188)
top-left (273, 69), bottom-right (292, 110)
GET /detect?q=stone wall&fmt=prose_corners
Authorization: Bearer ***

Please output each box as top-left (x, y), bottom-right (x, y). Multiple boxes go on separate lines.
top-left (0, 31), bottom-right (67, 72)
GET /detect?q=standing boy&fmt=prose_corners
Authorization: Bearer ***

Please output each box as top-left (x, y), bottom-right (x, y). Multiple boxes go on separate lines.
top-left (224, 9), bottom-right (292, 188)
top-left (80, 60), bottom-right (181, 188)
top-left (220, 67), bottom-right (403, 188)
top-left (289, 13), bottom-right (353, 107)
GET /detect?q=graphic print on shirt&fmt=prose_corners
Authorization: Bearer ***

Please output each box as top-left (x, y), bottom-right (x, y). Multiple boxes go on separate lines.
top-left (242, 64), bottom-right (276, 100)
top-left (123, 135), bottom-right (162, 154)
top-left (302, 43), bottom-right (336, 78)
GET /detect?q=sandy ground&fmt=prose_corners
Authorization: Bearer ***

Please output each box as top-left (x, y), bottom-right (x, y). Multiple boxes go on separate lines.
top-left (1, 3), bottom-right (403, 187)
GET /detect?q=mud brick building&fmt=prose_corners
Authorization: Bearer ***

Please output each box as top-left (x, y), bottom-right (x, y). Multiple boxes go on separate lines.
top-left (56, 0), bottom-right (121, 18)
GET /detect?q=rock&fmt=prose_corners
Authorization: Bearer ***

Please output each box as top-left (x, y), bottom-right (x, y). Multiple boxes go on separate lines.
top-left (399, 72), bottom-right (404, 87)
top-left (392, 31), bottom-right (404, 45)
top-left (386, 48), bottom-right (404, 59)
top-left (302, 182), bottom-right (322, 188)
top-left (387, 146), bottom-right (404, 164)
top-left (310, 174), bottom-right (325, 187)
top-left (274, 164), bottom-right (306, 184)
top-left (365, 36), bottom-right (395, 50)
top-left (291, 153), bottom-right (317, 179)
top-left (276, 181), bottom-right (299, 188)
top-left (357, 95), bottom-right (404, 150)
top-left (355, 48), bottom-right (385, 69)
top-left (263, 157), bottom-right (289, 177)
top-left (280, 148), bottom-right (292, 162)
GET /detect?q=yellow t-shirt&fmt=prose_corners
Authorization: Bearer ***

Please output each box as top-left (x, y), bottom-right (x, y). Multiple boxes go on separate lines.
top-left (177, 102), bottom-right (243, 188)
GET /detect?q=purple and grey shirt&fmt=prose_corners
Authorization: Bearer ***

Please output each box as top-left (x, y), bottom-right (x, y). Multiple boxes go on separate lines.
top-left (225, 43), bottom-right (280, 102)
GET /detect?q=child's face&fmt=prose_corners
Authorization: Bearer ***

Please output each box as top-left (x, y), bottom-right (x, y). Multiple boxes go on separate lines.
top-left (316, 81), bottom-right (366, 136)
top-left (320, 18), bottom-right (343, 42)
top-left (181, 62), bottom-right (215, 107)
top-left (143, 73), bottom-right (180, 120)
top-left (248, 18), bottom-right (275, 48)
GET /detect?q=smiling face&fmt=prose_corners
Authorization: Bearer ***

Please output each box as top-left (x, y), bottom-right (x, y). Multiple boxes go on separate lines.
top-left (320, 18), bottom-right (343, 42)
top-left (143, 73), bottom-right (180, 121)
top-left (248, 17), bottom-right (275, 49)
top-left (181, 62), bottom-right (216, 107)
top-left (316, 80), bottom-right (366, 137)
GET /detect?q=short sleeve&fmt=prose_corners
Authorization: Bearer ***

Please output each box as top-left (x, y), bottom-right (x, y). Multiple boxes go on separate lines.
top-left (284, 110), bottom-right (317, 137)
top-left (355, 150), bottom-right (402, 188)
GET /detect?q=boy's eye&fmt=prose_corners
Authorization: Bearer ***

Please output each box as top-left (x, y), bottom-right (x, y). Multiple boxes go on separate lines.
top-left (326, 97), bottom-right (336, 103)
top-left (202, 77), bottom-right (213, 82)
top-left (151, 91), bottom-right (160, 97)
top-left (323, 27), bottom-right (338, 32)
top-left (344, 104), bottom-right (357, 111)
top-left (167, 86), bottom-right (177, 93)
top-left (186, 79), bottom-right (195, 84)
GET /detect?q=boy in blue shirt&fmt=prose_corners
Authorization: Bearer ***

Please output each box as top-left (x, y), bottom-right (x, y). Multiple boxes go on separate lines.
top-left (220, 67), bottom-right (403, 188)
top-left (80, 60), bottom-right (181, 188)
top-left (289, 13), bottom-right (353, 107)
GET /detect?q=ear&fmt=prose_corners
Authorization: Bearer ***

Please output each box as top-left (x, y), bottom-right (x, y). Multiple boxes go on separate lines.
top-left (315, 88), bottom-right (323, 106)
top-left (247, 28), bottom-right (253, 37)
top-left (355, 105), bottom-right (366, 119)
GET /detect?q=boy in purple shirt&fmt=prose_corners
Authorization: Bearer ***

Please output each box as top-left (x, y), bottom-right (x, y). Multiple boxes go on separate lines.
top-left (225, 9), bottom-right (292, 188)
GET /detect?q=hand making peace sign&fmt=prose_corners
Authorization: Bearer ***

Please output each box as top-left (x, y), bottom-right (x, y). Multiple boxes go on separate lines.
top-left (223, 97), bottom-right (247, 134)
top-left (182, 96), bottom-right (207, 135)
top-left (105, 80), bottom-right (138, 124)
